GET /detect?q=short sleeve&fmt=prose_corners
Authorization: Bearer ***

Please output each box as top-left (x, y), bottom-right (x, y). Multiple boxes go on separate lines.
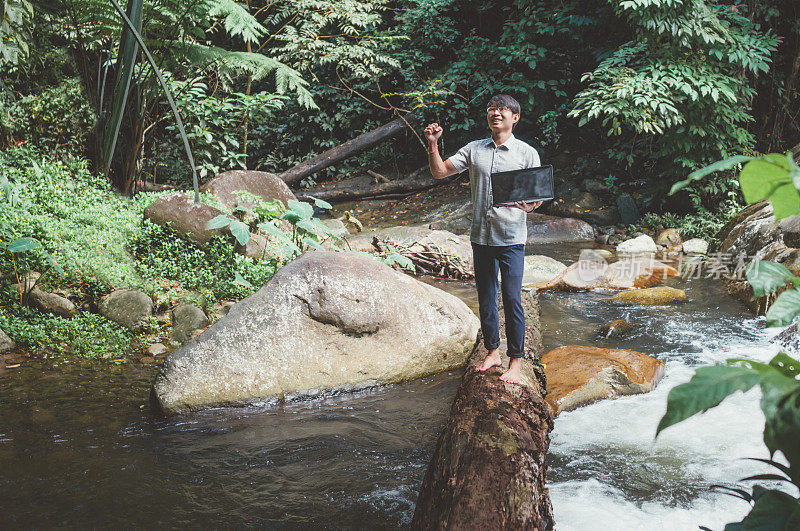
top-left (530, 147), bottom-right (541, 168)
top-left (447, 143), bottom-right (471, 173)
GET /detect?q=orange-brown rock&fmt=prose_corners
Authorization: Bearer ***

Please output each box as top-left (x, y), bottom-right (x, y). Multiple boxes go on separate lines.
top-left (542, 346), bottom-right (665, 415)
top-left (606, 286), bottom-right (687, 305)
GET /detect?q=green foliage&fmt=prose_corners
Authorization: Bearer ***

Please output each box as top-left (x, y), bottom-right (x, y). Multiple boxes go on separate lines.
top-left (156, 75), bottom-right (285, 182)
top-left (0, 302), bottom-right (132, 358)
top-left (0, 78), bottom-right (96, 154)
top-left (640, 200), bottom-right (741, 241)
top-left (570, 0), bottom-right (779, 205)
top-left (128, 222), bottom-right (278, 306)
top-left (0, 146), bottom-right (146, 289)
top-left (0, 0), bottom-right (33, 67)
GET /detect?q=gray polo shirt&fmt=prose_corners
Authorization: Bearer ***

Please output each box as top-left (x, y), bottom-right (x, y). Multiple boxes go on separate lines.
top-left (447, 133), bottom-right (541, 246)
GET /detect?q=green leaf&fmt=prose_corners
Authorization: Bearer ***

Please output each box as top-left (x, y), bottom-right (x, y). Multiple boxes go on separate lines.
top-left (7, 237), bottom-right (41, 253)
top-left (768, 352), bottom-right (800, 380)
top-left (234, 270), bottom-right (252, 288)
top-left (739, 155), bottom-right (795, 214)
top-left (657, 365), bottom-right (760, 436)
top-left (746, 261), bottom-right (795, 297)
top-left (765, 288), bottom-right (800, 327)
top-left (308, 195), bottom-right (333, 210)
top-left (205, 214), bottom-right (232, 230)
top-left (229, 220), bottom-right (251, 246)
top-left (738, 487), bottom-right (800, 530)
top-left (281, 211), bottom-right (301, 224)
top-left (296, 219), bottom-right (317, 234)
top-left (258, 222), bottom-right (289, 240)
top-left (669, 156), bottom-right (752, 195)
top-left (288, 199), bottom-right (314, 220)
top-left (302, 237), bottom-right (324, 251)
top-left (387, 252), bottom-right (414, 271)
top-left (44, 253), bottom-right (65, 277)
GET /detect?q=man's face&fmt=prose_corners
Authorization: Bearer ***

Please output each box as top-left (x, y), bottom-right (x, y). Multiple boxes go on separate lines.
top-left (486, 104), bottom-right (520, 134)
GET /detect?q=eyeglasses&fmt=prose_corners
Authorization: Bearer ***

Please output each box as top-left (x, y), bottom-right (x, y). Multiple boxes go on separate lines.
top-left (487, 105), bottom-right (512, 114)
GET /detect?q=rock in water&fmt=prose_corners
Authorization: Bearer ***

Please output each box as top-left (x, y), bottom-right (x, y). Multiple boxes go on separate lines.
top-left (607, 286), bottom-right (688, 305)
top-left (616, 234), bottom-right (657, 255)
top-left (682, 238), bottom-right (709, 255)
top-left (152, 251), bottom-right (480, 414)
top-left (542, 345), bottom-right (665, 415)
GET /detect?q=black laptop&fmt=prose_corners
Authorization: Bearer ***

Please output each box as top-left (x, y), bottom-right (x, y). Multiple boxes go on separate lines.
top-left (491, 165), bottom-right (554, 206)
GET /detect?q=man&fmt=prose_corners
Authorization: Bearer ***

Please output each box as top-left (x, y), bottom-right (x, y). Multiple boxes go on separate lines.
top-left (424, 94), bottom-right (542, 385)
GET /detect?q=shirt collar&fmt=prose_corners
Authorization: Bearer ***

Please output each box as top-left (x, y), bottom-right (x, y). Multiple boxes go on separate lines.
top-left (487, 133), bottom-right (515, 150)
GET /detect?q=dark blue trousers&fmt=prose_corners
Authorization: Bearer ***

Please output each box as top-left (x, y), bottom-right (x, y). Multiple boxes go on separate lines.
top-left (471, 243), bottom-right (525, 358)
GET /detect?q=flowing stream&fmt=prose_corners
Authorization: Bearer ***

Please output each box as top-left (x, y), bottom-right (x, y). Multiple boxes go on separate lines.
top-left (0, 242), bottom-right (795, 529)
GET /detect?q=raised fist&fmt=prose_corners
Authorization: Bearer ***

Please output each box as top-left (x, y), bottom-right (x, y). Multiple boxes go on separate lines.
top-left (424, 123), bottom-right (443, 144)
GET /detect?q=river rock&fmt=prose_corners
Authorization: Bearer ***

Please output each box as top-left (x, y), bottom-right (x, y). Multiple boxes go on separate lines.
top-left (539, 259), bottom-right (610, 291)
top-left (99, 289), bottom-right (153, 330)
top-left (616, 234), bottom-right (657, 255)
top-left (0, 328), bottom-right (14, 353)
top-left (655, 228), bottom-right (682, 252)
top-left (603, 257), bottom-right (679, 289)
top-left (152, 251), bottom-right (480, 414)
top-left (172, 304), bottom-right (210, 345)
top-left (146, 343), bottom-right (169, 357)
top-left (716, 200), bottom-right (797, 314)
top-left (526, 213), bottom-right (595, 244)
top-left (427, 197), bottom-right (473, 235)
top-left (235, 232), bottom-right (269, 260)
top-left (769, 322), bottom-right (800, 357)
top-left (24, 287), bottom-right (77, 318)
top-left (598, 319), bottom-right (639, 340)
top-left (200, 169), bottom-right (295, 210)
top-left (539, 257), bottom-right (677, 291)
top-left (606, 286), bottom-right (688, 305)
top-left (542, 345), bottom-right (665, 415)
top-left (144, 192), bottom-right (227, 246)
top-left (522, 255), bottom-right (568, 288)
top-left (682, 238), bottom-right (709, 255)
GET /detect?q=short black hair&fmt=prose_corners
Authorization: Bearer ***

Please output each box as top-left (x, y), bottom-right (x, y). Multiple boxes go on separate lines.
top-left (486, 94), bottom-right (521, 115)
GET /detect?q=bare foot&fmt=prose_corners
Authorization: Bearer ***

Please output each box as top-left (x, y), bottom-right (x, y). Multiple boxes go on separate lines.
top-left (499, 358), bottom-right (523, 385)
top-left (477, 348), bottom-right (502, 371)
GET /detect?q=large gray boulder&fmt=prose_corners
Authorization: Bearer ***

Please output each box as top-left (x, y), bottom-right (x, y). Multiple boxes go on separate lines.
top-left (200, 169), bottom-right (295, 210)
top-left (152, 251), bottom-right (480, 414)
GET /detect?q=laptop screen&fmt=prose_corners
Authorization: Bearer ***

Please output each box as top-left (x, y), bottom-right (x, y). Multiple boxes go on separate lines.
top-left (491, 165), bottom-right (554, 206)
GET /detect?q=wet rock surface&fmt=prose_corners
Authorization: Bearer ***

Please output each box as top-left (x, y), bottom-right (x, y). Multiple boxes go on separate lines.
top-left (152, 251), bottom-right (479, 415)
top-left (542, 345), bottom-right (665, 415)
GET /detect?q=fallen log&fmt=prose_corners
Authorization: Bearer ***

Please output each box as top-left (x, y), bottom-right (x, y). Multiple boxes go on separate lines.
top-left (411, 291), bottom-right (554, 530)
top-left (295, 169), bottom-right (461, 204)
top-left (278, 115), bottom-right (420, 186)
